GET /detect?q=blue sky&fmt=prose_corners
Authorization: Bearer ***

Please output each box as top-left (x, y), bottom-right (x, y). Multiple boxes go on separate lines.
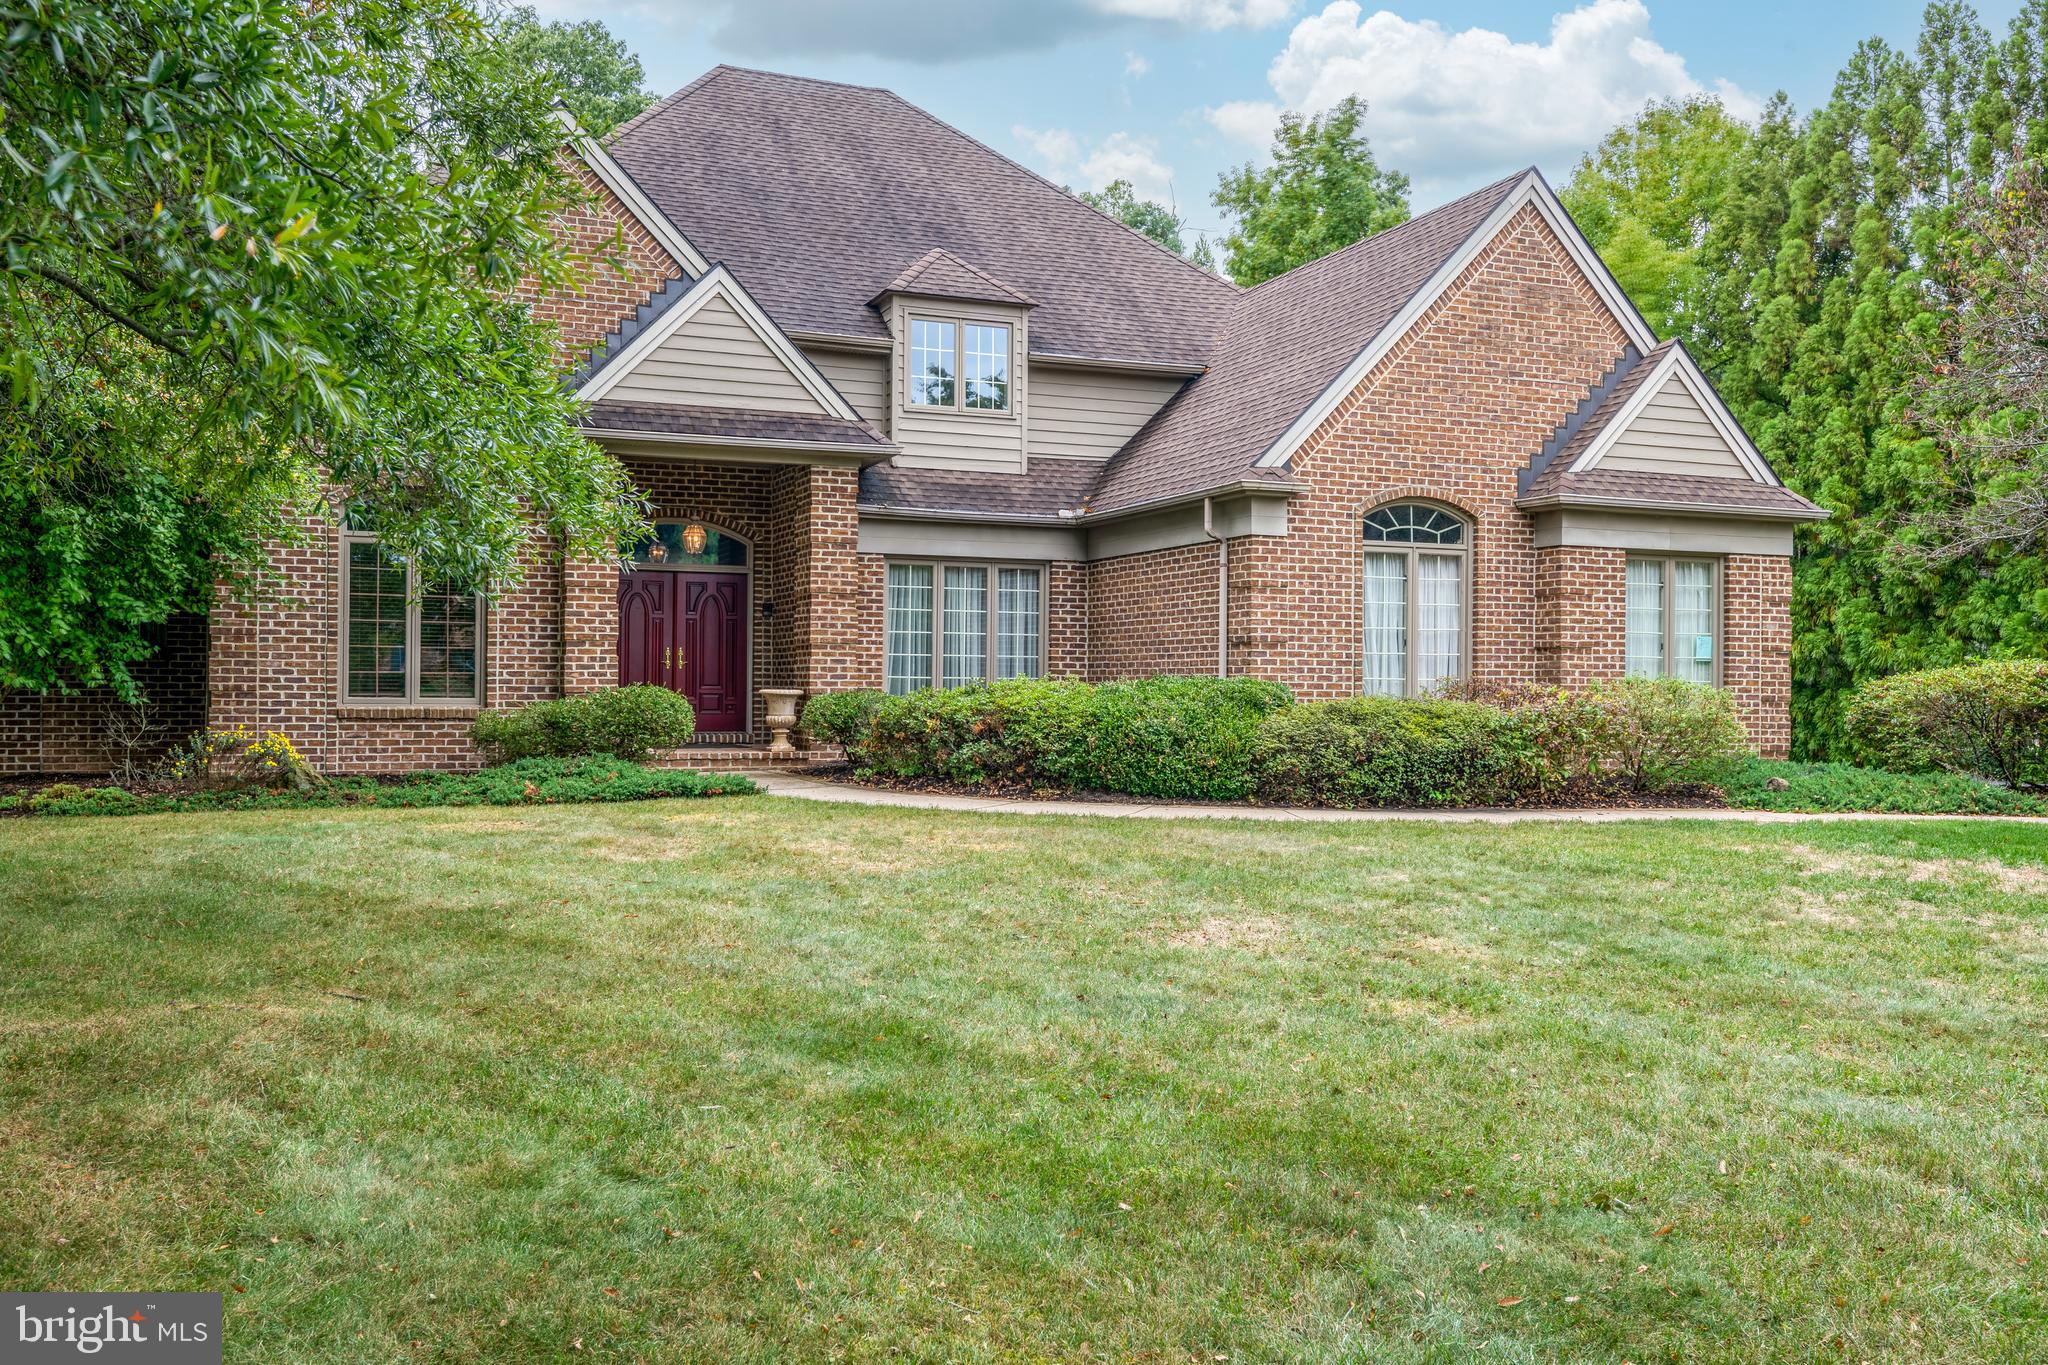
top-left (532, 1), bottom-right (2027, 246)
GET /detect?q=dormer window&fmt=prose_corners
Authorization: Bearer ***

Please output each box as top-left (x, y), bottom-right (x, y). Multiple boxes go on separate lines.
top-left (907, 315), bottom-right (1010, 413)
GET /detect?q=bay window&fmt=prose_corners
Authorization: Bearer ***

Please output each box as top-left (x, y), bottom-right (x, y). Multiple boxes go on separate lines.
top-left (885, 561), bottom-right (1043, 693)
top-left (1625, 556), bottom-right (1718, 683)
top-left (1360, 502), bottom-right (1468, 697)
top-left (341, 535), bottom-right (484, 703)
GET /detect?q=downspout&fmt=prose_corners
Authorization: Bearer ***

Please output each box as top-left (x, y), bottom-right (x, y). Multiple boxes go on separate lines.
top-left (1202, 497), bottom-right (1228, 678)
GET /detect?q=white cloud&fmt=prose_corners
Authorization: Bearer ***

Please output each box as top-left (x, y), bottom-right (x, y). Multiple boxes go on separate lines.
top-left (1124, 51), bottom-right (1153, 79)
top-left (1224, 0), bottom-right (1760, 191)
top-left (1206, 99), bottom-right (1283, 148)
top-left (1014, 126), bottom-right (1178, 203)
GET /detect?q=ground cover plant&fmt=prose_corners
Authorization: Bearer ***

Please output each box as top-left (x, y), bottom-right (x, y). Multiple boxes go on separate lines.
top-left (0, 756), bottom-right (751, 817)
top-left (2, 799), bottom-right (2045, 1360)
top-left (1716, 757), bottom-right (2048, 816)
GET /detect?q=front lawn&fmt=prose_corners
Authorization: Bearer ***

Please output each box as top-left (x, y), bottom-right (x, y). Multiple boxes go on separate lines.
top-left (2, 800), bottom-right (2044, 1361)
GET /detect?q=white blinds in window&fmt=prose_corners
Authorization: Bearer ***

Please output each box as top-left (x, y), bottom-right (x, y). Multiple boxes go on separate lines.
top-left (996, 568), bottom-right (1041, 680)
top-left (1415, 554), bottom-right (1462, 693)
top-left (1672, 561), bottom-right (1715, 683)
top-left (885, 563), bottom-right (934, 694)
top-left (1625, 558), bottom-right (1666, 677)
top-left (941, 566), bottom-right (989, 687)
top-left (1362, 552), bottom-right (1408, 697)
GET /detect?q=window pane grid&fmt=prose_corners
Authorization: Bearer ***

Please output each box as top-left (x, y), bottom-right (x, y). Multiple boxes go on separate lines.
top-left (942, 566), bottom-right (989, 687)
top-left (996, 568), bottom-right (1041, 680)
top-left (885, 564), bottom-right (935, 694)
top-left (963, 324), bottom-right (1010, 411)
top-left (909, 320), bottom-right (955, 407)
top-left (1361, 552), bottom-right (1408, 697)
top-left (1672, 561), bottom-right (1715, 684)
top-left (417, 581), bottom-right (479, 700)
top-left (346, 542), bottom-right (408, 699)
top-left (1415, 554), bottom-right (1462, 692)
top-left (1625, 558), bottom-right (1668, 678)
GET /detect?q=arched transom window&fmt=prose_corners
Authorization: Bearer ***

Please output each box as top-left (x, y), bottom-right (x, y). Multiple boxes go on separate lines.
top-left (1361, 502), bottom-right (1469, 697)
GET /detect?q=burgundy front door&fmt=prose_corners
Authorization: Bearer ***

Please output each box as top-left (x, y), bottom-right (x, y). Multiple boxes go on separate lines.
top-left (678, 572), bottom-right (746, 732)
top-left (617, 569), bottom-right (747, 733)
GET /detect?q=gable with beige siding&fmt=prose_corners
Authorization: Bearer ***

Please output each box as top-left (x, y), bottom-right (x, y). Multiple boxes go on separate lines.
top-left (1598, 373), bottom-right (1749, 479)
top-left (803, 346), bottom-right (890, 424)
top-left (1030, 366), bottom-right (1186, 462)
top-left (603, 293), bottom-right (829, 414)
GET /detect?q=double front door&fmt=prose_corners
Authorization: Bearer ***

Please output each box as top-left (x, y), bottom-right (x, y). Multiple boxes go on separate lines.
top-left (618, 570), bottom-right (747, 733)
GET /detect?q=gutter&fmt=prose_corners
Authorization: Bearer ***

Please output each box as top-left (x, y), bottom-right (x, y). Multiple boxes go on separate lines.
top-left (1202, 496), bottom-right (1228, 678)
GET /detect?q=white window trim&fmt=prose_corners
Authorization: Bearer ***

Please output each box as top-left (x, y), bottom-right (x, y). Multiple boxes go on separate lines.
top-left (1359, 504), bottom-right (1472, 699)
top-left (337, 532), bottom-right (487, 706)
top-left (884, 559), bottom-right (1047, 692)
top-left (901, 311), bottom-right (1016, 418)
top-left (1624, 554), bottom-right (1723, 686)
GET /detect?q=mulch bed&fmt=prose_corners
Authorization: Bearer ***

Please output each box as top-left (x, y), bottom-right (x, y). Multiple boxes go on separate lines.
top-left (794, 763), bottom-right (1729, 812)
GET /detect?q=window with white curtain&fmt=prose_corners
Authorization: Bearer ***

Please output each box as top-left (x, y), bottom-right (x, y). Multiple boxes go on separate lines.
top-left (1626, 556), bottom-right (1719, 683)
top-left (1360, 503), bottom-right (1468, 697)
top-left (885, 561), bottom-right (1044, 693)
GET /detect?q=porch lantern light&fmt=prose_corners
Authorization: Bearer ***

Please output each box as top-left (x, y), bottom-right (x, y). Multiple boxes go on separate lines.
top-left (682, 522), bottom-right (708, 556)
top-left (645, 539), bottom-right (668, 563)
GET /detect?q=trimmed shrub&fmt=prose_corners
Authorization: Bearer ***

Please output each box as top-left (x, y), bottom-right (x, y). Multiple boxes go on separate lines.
top-left (800, 689), bottom-right (888, 747)
top-left (1844, 659), bottom-right (2048, 789)
top-left (821, 676), bottom-right (1293, 800)
top-left (472, 686), bottom-right (695, 763)
top-left (1252, 698), bottom-right (1530, 807)
top-left (1443, 677), bottom-right (1750, 793)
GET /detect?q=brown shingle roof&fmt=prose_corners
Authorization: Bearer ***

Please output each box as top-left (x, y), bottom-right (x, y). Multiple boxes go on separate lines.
top-left (877, 248), bottom-right (1035, 308)
top-left (1085, 172), bottom-right (1528, 517)
top-left (580, 400), bottom-right (892, 451)
top-left (859, 458), bottom-right (1099, 521)
top-left (606, 66), bottom-right (1235, 368)
top-left (1519, 467), bottom-right (1826, 517)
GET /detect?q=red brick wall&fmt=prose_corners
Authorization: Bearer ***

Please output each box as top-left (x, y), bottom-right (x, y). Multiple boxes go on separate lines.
top-left (208, 520), bottom-right (563, 774)
top-left (1724, 554), bottom-right (1793, 757)
top-left (1047, 561), bottom-right (1089, 678)
top-left (1226, 205), bottom-right (1626, 698)
top-left (520, 155), bottom-right (683, 363)
top-left (1534, 546), bottom-right (1626, 687)
top-left (1086, 541), bottom-right (1222, 681)
top-left (0, 615), bottom-right (209, 776)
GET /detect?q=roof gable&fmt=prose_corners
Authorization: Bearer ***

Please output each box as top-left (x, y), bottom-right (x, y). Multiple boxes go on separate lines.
top-left (1250, 169), bottom-right (1656, 473)
top-left (1565, 343), bottom-right (1773, 484)
top-left (574, 266), bottom-right (858, 420)
top-left (876, 249), bottom-right (1034, 308)
top-left (604, 66), bottom-right (1236, 368)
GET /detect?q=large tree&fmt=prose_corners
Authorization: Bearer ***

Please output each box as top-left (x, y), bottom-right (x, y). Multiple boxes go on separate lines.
top-left (0, 0), bottom-right (642, 697)
top-left (1570, 1), bottom-right (2048, 757)
top-left (1560, 97), bottom-right (1752, 338)
top-left (494, 3), bottom-right (653, 137)
top-left (1211, 97), bottom-right (1410, 287)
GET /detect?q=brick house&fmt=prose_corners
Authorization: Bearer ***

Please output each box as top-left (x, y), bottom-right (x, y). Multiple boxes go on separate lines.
top-left (1, 65), bottom-right (1824, 776)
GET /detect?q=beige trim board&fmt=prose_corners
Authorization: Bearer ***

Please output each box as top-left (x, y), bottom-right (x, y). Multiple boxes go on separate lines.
top-left (1085, 491), bottom-right (1291, 560)
top-left (584, 431), bottom-right (889, 468)
top-left (859, 517), bottom-right (1085, 562)
top-left (1529, 507), bottom-right (1796, 556)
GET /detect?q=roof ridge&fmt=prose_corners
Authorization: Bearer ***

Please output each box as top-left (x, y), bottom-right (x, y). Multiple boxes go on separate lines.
top-left (1242, 168), bottom-right (1531, 297)
top-left (868, 85), bottom-right (1241, 300)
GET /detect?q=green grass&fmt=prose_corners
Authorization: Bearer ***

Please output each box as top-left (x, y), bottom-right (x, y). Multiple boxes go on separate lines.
top-left (3, 799), bottom-right (2046, 1362)
top-left (1718, 757), bottom-right (2048, 816)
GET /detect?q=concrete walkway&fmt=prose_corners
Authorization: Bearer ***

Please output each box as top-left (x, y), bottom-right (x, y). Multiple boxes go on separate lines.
top-left (747, 771), bottom-right (2041, 825)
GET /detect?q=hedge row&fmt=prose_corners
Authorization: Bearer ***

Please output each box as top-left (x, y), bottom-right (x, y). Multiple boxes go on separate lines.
top-left (3, 757), bottom-right (755, 818)
top-left (1845, 659), bottom-right (2048, 789)
top-left (804, 675), bottom-right (1753, 807)
top-left (472, 686), bottom-right (696, 763)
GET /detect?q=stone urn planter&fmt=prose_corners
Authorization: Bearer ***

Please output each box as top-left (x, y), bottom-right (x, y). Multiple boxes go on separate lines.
top-left (761, 688), bottom-right (805, 758)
